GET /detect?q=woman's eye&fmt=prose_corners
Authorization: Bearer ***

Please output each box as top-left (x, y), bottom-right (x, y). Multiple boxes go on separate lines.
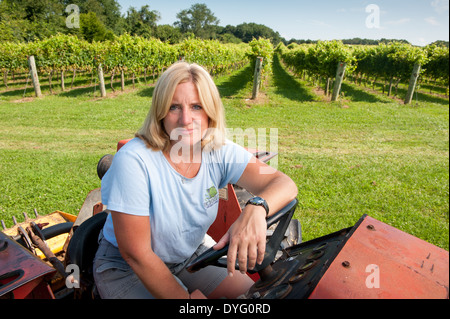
top-left (169, 105), bottom-right (180, 111)
top-left (193, 104), bottom-right (203, 110)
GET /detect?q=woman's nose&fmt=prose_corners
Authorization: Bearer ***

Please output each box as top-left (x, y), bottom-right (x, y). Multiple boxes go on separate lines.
top-left (179, 107), bottom-right (192, 125)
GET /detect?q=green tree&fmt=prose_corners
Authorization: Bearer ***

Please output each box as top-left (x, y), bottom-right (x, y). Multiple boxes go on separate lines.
top-left (218, 33), bottom-right (242, 44)
top-left (80, 12), bottom-right (112, 42)
top-left (156, 24), bottom-right (183, 43)
top-left (124, 5), bottom-right (160, 38)
top-left (0, 0), bottom-right (66, 41)
top-left (233, 23), bottom-right (284, 44)
top-left (0, 0), bottom-right (23, 41)
top-left (17, 0), bottom-right (64, 23)
top-left (175, 3), bottom-right (219, 39)
top-left (64, 0), bottom-right (122, 33)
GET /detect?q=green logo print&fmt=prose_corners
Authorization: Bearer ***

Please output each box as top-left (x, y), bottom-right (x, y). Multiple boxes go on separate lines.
top-left (207, 186), bottom-right (218, 199)
top-left (204, 185), bottom-right (219, 208)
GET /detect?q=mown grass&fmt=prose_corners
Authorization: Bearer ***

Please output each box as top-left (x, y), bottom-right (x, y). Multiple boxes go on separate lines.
top-left (0, 58), bottom-right (448, 250)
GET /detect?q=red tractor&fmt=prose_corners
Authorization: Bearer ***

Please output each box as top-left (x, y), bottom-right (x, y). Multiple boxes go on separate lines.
top-left (1, 140), bottom-right (448, 299)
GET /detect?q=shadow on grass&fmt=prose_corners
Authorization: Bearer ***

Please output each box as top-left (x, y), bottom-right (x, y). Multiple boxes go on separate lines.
top-left (340, 82), bottom-right (391, 103)
top-left (0, 74), bottom-right (158, 100)
top-left (400, 87), bottom-right (449, 106)
top-left (216, 65), bottom-right (253, 98)
top-left (0, 87), bottom-right (26, 100)
top-left (343, 80), bottom-right (449, 105)
top-left (0, 82), bottom-right (100, 100)
top-left (137, 86), bottom-right (155, 98)
top-left (272, 55), bottom-right (318, 102)
top-left (59, 85), bottom-right (98, 98)
top-left (60, 79), bottom-right (152, 98)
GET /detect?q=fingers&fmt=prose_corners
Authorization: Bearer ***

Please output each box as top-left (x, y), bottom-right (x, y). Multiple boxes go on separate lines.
top-left (227, 241), bottom-right (238, 277)
top-left (225, 208), bottom-right (267, 276)
top-left (246, 242), bottom-right (257, 271)
top-left (213, 232), bottom-right (230, 251)
top-left (257, 240), bottom-right (266, 265)
top-left (238, 243), bottom-right (249, 273)
top-left (244, 240), bottom-right (265, 271)
top-left (227, 236), bottom-right (266, 276)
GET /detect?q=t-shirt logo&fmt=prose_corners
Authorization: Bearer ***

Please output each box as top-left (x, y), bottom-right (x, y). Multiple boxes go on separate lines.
top-left (204, 185), bottom-right (219, 209)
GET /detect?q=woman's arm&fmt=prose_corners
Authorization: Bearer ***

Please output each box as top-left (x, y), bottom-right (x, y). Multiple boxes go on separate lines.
top-left (111, 211), bottom-right (196, 299)
top-left (214, 158), bottom-right (298, 276)
top-left (237, 158), bottom-right (298, 215)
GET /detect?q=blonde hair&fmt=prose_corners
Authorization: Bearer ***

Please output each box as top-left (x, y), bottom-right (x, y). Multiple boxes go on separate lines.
top-left (136, 62), bottom-right (226, 152)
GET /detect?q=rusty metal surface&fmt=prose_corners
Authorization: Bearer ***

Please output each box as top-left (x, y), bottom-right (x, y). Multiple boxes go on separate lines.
top-left (2, 212), bottom-right (76, 260)
top-left (26, 224), bottom-right (67, 279)
top-left (0, 231), bottom-right (56, 298)
top-left (309, 216), bottom-right (449, 299)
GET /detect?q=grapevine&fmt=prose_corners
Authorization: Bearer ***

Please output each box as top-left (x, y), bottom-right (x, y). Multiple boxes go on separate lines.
top-left (0, 35), bottom-right (250, 94)
top-left (279, 40), bottom-right (448, 99)
top-left (247, 37), bottom-right (274, 83)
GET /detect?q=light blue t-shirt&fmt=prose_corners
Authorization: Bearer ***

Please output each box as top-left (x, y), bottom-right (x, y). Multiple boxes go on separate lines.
top-left (101, 137), bottom-right (252, 263)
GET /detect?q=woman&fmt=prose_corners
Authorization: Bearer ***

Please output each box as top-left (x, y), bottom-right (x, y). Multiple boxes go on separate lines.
top-left (93, 62), bottom-right (298, 299)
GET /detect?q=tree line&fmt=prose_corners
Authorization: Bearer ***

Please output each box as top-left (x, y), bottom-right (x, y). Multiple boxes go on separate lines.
top-left (0, 0), bottom-right (285, 44)
top-left (3, 0), bottom-right (445, 47)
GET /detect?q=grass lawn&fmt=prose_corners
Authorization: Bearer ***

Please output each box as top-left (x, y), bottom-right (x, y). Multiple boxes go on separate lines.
top-left (0, 57), bottom-right (448, 250)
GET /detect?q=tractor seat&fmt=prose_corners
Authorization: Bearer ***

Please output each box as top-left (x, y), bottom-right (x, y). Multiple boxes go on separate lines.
top-left (66, 211), bottom-right (107, 298)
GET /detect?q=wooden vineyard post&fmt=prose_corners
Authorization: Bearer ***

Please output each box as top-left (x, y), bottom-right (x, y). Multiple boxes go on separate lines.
top-left (28, 56), bottom-right (42, 98)
top-left (404, 64), bottom-right (421, 105)
top-left (252, 57), bottom-right (264, 99)
top-left (121, 70), bottom-right (125, 91)
top-left (60, 71), bottom-right (65, 91)
top-left (98, 64), bottom-right (106, 97)
top-left (331, 62), bottom-right (347, 101)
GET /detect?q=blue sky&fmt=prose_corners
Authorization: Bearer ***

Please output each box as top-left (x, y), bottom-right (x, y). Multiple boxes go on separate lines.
top-left (116, 0), bottom-right (449, 46)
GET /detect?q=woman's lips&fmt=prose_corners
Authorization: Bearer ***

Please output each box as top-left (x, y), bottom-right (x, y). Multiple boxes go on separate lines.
top-left (179, 128), bottom-right (193, 135)
top-left (174, 127), bottom-right (195, 136)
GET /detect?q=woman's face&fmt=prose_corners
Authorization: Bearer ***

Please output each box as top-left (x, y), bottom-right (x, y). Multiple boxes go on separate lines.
top-left (163, 81), bottom-right (209, 151)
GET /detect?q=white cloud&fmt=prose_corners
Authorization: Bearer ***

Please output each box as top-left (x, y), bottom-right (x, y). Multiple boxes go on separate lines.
top-left (417, 38), bottom-right (429, 46)
top-left (385, 18), bottom-right (411, 25)
top-left (431, 0), bottom-right (449, 14)
top-left (309, 19), bottom-right (333, 28)
top-left (425, 16), bottom-right (441, 25)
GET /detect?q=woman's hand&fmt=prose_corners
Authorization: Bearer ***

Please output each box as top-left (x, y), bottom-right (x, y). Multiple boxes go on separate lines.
top-left (213, 156), bottom-right (298, 277)
top-left (214, 205), bottom-right (267, 276)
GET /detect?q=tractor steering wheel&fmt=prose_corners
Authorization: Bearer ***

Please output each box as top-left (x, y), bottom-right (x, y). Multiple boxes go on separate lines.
top-left (187, 199), bottom-right (298, 274)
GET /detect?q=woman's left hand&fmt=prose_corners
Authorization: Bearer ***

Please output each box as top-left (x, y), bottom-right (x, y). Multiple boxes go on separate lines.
top-left (214, 205), bottom-right (267, 276)
top-left (213, 156), bottom-right (298, 277)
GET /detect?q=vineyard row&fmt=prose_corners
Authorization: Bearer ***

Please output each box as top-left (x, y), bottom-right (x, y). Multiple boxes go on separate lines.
top-left (1, 35), bottom-right (448, 99)
top-left (277, 41), bottom-right (449, 96)
top-left (0, 34), bottom-right (255, 78)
